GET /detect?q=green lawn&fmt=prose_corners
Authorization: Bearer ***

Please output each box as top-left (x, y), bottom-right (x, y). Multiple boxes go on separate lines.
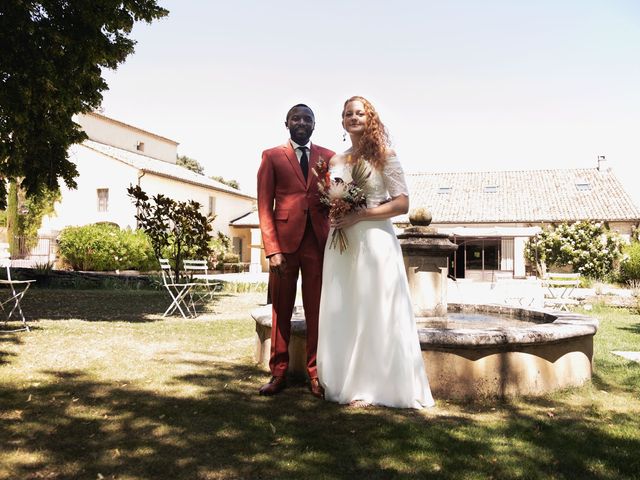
top-left (1, 291), bottom-right (639, 479)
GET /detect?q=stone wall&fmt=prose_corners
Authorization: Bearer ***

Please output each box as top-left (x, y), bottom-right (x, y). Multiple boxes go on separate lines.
top-left (8, 268), bottom-right (155, 289)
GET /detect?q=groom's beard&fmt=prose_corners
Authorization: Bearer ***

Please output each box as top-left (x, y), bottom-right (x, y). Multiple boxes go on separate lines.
top-left (290, 126), bottom-right (313, 145)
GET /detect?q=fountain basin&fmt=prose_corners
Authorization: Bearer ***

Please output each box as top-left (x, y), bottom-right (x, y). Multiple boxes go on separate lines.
top-left (251, 303), bottom-right (598, 400)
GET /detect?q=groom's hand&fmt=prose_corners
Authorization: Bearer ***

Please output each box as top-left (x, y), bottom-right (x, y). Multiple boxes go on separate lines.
top-left (269, 253), bottom-right (286, 276)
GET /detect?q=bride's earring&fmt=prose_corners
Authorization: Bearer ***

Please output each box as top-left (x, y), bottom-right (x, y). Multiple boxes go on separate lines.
top-left (342, 131), bottom-right (347, 142)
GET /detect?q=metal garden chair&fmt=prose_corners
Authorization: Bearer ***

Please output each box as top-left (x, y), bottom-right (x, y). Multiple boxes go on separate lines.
top-left (159, 258), bottom-right (199, 318)
top-left (182, 259), bottom-right (223, 313)
top-left (0, 243), bottom-right (36, 332)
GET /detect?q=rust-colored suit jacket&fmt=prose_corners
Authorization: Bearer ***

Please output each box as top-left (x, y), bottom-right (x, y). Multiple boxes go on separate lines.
top-left (257, 142), bottom-right (335, 257)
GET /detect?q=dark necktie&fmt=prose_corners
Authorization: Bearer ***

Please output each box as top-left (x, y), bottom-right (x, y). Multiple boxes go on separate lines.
top-left (298, 146), bottom-right (309, 181)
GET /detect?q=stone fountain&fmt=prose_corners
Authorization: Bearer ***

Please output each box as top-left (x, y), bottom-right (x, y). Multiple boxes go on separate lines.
top-left (252, 209), bottom-right (598, 399)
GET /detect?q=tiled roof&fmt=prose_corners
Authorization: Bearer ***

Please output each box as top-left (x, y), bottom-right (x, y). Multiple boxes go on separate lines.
top-left (404, 167), bottom-right (640, 224)
top-left (82, 140), bottom-right (256, 200)
top-left (86, 112), bottom-right (179, 145)
top-left (230, 210), bottom-right (259, 227)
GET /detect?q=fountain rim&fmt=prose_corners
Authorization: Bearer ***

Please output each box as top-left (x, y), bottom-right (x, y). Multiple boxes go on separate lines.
top-left (250, 303), bottom-right (598, 348)
top-left (418, 303), bottom-right (598, 348)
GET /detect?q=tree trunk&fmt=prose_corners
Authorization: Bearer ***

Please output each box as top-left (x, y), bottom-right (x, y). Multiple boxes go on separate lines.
top-left (6, 181), bottom-right (18, 257)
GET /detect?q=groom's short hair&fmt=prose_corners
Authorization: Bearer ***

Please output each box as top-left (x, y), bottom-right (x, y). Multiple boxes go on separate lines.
top-left (286, 104), bottom-right (314, 122)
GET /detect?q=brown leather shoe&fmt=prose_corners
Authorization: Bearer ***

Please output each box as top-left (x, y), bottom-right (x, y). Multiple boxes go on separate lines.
top-left (259, 376), bottom-right (286, 396)
top-left (309, 377), bottom-right (325, 399)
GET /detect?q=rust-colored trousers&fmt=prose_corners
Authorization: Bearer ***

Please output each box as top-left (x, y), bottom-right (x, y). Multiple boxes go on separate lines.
top-left (269, 219), bottom-right (324, 378)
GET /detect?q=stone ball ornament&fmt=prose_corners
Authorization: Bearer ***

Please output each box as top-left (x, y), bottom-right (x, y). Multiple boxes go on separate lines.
top-left (409, 207), bottom-right (432, 227)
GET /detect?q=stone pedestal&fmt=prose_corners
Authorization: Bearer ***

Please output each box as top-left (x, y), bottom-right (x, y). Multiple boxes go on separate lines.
top-left (404, 258), bottom-right (449, 317)
top-left (252, 305), bottom-right (308, 377)
top-left (397, 224), bottom-right (458, 318)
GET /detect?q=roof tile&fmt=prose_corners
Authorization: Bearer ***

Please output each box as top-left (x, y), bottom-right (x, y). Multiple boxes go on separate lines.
top-left (82, 140), bottom-right (255, 200)
top-left (405, 168), bottom-right (640, 223)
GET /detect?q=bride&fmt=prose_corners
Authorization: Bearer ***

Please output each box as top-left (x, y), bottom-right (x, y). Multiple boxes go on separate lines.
top-left (316, 96), bottom-right (435, 409)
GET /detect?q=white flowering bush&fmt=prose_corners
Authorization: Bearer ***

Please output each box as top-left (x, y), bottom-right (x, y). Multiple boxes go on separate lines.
top-left (525, 221), bottom-right (623, 280)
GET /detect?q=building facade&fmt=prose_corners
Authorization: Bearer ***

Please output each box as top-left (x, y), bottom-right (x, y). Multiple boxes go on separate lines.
top-left (40, 112), bottom-right (256, 266)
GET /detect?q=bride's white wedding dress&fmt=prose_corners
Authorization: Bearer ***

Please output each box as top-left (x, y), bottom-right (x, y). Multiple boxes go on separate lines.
top-left (317, 155), bottom-right (435, 409)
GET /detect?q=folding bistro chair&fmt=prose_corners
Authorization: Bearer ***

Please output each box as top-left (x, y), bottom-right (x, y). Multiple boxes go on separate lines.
top-left (159, 259), bottom-right (199, 318)
top-left (182, 259), bottom-right (223, 313)
top-left (542, 273), bottom-right (581, 311)
top-left (0, 244), bottom-right (36, 332)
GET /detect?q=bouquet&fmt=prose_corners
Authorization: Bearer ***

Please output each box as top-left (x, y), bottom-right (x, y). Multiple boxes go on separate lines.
top-left (313, 155), bottom-right (371, 253)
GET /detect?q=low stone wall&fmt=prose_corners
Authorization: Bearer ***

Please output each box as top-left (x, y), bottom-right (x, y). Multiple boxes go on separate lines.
top-left (9, 267), bottom-right (155, 289)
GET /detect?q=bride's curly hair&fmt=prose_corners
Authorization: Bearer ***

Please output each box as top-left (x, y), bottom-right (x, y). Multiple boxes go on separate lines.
top-left (342, 96), bottom-right (390, 169)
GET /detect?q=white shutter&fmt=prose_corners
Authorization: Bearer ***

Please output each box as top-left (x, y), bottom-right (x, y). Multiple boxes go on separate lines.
top-left (501, 238), bottom-right (514, 271)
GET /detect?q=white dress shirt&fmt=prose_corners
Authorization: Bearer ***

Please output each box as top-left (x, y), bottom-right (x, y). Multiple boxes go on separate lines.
top-left (289, 139), bottom-right (311, 164)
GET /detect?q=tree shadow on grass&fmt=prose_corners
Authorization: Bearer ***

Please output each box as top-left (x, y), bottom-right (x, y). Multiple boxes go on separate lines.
top-left (619, 322), bottom-right (640, 335)
top-left (0, 333), bottom-right (22, 365)
top-left (1, 360), bottom-right (639, 480)
top-left (20, 289), bottom-right (169, 323)
top-left (494, 398), bottom-right (640, 480)
top-left (592, 357), bottom-right (640, 395)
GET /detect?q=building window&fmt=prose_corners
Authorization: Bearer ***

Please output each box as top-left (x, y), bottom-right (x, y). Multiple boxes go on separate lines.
top-left (136, 141), bottom-right (145, 152)
top-left (484, 185), bottom-right (499, 193)
top-left (97, 188), bottom-right (109, 212)
top-left (208, 196), bottom-right (216, 216)
top-left (575, 181), bottom-right (591, 191)
top-left (437, 187), bottom-right (452, 194)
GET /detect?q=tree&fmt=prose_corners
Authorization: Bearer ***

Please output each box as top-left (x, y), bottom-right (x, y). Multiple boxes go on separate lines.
top-left (176, 155), bottom-right (205, 175)
top-left (5, 182), bottom-right (19, 256)
top-left (16, 186), bottom-right (61, 253)
top-left (210, 175), bottom-right (240, 190)
top-left (127, 185), bottom-right (213, 279)
top-left (0, 1), bottom-right (168, 208)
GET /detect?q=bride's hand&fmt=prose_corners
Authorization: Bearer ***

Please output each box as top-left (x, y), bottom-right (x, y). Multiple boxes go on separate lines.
top-left (332, 210), bottom-right (364, 229)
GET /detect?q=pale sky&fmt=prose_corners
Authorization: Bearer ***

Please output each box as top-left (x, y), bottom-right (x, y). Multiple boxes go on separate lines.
top-left (100, 0), bottom-right (640, 207)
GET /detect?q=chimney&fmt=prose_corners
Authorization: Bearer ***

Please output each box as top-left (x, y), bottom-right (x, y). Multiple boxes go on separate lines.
top-left (597, 155), bottom-right (609, 171)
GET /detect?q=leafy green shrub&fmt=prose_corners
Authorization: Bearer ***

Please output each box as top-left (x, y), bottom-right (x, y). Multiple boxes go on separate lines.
top-left (214, 252), bottom-right (241, 272)
top-left (525, 221), bottom-right (623, 280)
top-left (620, 241), bottom-right (640, 283)
top-left (223, 253), bottom-right (240, 263)
top-left (58, 224), bottom-right (156, 271)
top-left (209, 232), bottom-right (232, 269)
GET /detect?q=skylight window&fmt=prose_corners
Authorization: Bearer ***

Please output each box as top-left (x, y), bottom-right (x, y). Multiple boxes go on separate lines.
top-left (437, 187), bottom-right (452, 194)
top-left (484, 185), bottom-right (499, 193)
top-left (575, 179), bottom-right (591, 191)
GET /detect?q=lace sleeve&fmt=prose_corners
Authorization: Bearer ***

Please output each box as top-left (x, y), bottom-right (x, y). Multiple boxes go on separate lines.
top-left (382, 155), bottom-right (409, 198)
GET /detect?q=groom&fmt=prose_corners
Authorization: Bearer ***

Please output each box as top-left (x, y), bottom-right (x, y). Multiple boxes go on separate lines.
top-left (257, 104), bottom-right (334, 398)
